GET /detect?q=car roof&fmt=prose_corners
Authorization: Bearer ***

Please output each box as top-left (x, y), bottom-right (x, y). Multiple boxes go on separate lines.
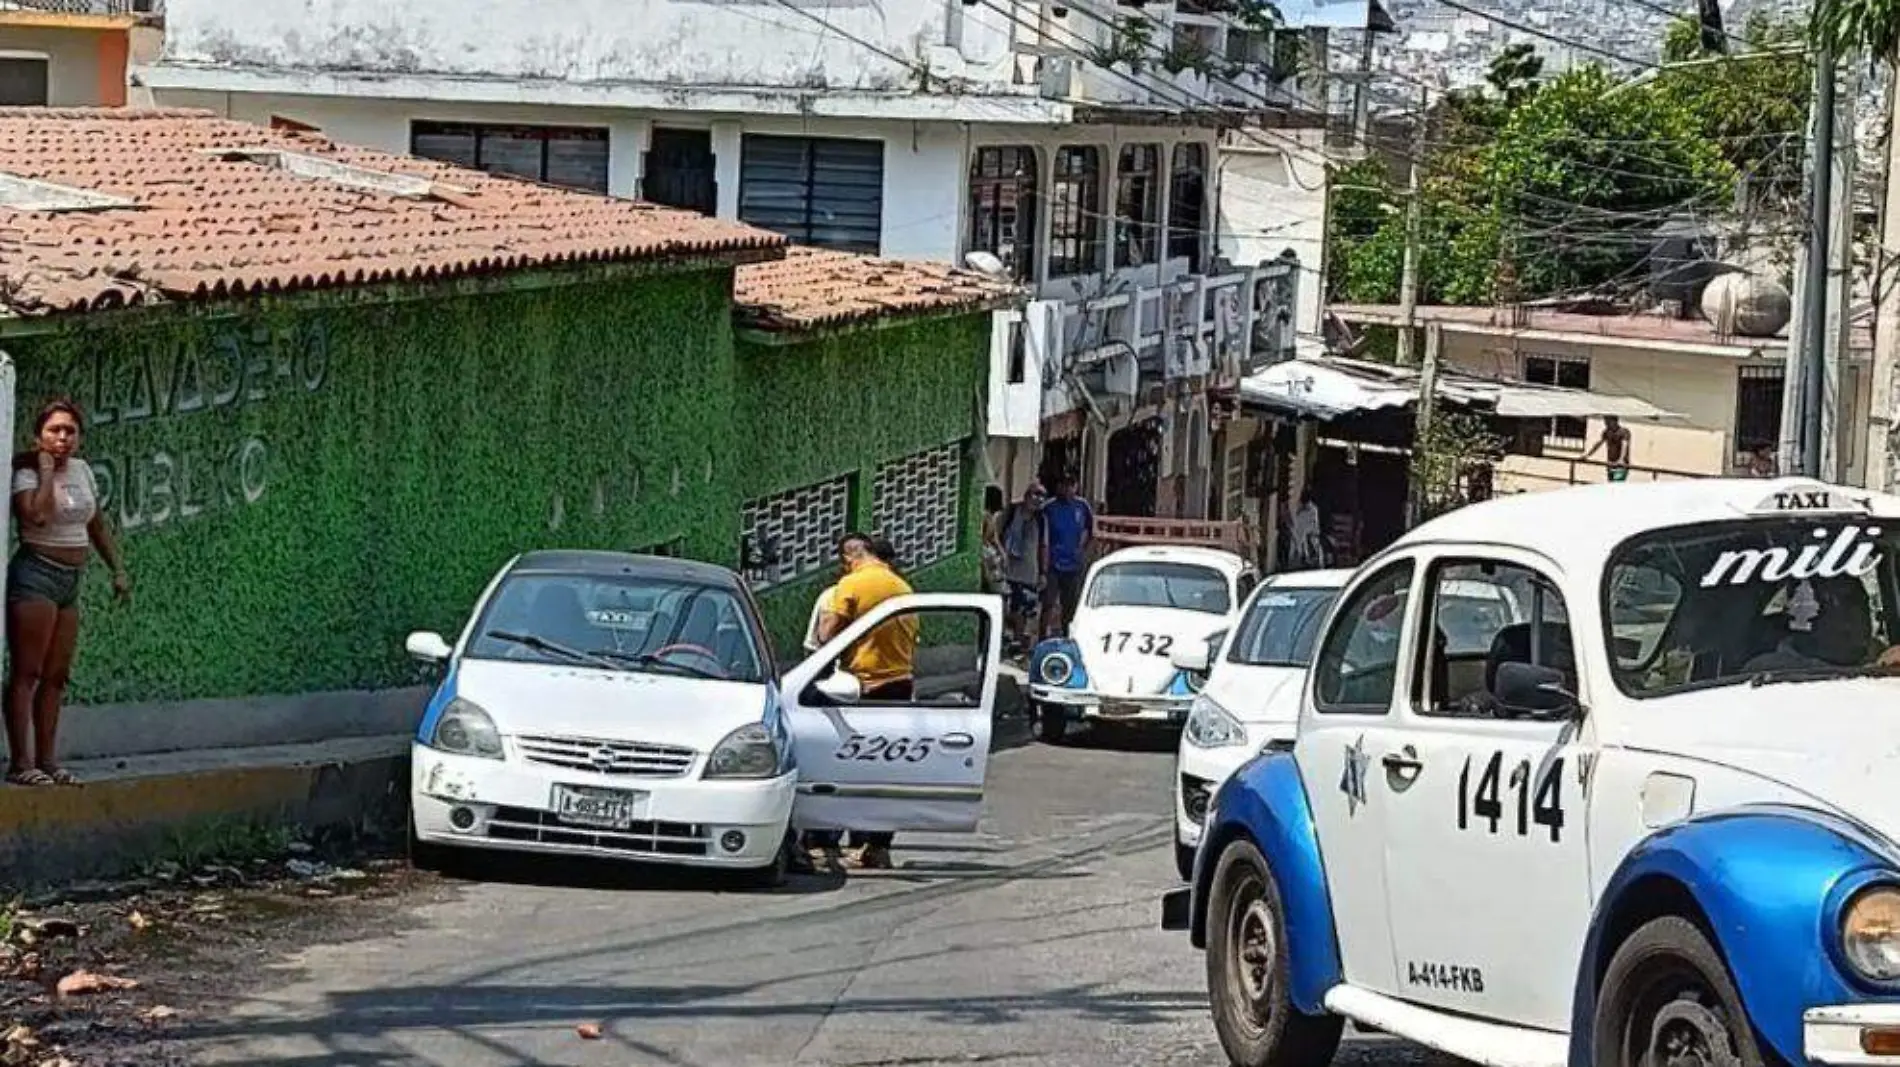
top-left (1094, 544), bottom-right (1248, 575)
top-left (1387, 478), bottom-right (1900, 564)
top-left (1261, 568), bottom-right (1354, 590)
top-left (507, 550), bottom-right (744, 590)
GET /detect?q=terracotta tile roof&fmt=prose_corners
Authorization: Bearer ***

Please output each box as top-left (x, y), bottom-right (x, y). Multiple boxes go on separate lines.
top-left (0, 108), bottom-right (785, 317)
top-left (734, 246), bottom-right (1018, 333)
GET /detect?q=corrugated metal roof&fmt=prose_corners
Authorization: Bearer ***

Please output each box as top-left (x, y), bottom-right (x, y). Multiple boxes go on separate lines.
top-left (1239, 355), bottom-right (1680, 421)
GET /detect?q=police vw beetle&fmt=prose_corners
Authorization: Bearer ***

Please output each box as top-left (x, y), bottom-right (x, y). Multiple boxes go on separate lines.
top-left (1163, 479), bottom-right (1900, 1067)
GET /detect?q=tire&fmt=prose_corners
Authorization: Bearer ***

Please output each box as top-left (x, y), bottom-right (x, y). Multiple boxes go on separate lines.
top-left (1593, 916), bottom-right (1765, 1067)
top-left (1176, 840), bottom-right (1197, 883)
top-left (1205, 839), bottom-right (1344, 1067)
top-left (1036, 703), bottom-right (1067, 745)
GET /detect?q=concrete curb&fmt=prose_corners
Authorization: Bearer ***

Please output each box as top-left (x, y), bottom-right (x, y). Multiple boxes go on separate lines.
top-left (0, 736), bottom-right (411, 892)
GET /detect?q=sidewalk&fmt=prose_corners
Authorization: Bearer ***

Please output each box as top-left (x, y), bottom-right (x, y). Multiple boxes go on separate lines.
top-left (0, 735), bottom-right (410, 891)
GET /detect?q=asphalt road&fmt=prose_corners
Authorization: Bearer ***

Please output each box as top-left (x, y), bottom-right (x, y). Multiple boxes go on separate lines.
top-left (181, 727), bottom-right (1451, 1067)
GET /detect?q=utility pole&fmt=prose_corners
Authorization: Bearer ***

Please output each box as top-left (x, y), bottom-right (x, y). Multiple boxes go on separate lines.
top-left (1821, 62), bottom-right (1860, 483)
top-left (1870, 67), bottom-right (1900, 492)
top-left (1407, 322), bottom-right (1445, 527)
top-left (1396, 85), bottom-right (1427, 366)
top-left (1791, 41), bottom-right (1838, 478)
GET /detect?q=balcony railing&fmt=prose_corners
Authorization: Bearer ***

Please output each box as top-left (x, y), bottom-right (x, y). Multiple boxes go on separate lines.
top-left (0, 0), bottom-right (159, 14)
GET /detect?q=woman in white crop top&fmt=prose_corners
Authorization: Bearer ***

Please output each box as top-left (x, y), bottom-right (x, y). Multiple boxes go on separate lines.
top-left (5, 397), bottom-right (129, 787)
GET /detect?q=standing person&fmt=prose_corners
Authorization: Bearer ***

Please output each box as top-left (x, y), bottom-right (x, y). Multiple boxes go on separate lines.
top-left (1587, 416), bottom-right (1632, 482)
top-left (999, 483), bottom-right (1049, 656)
top-left (1040, 474), bottom-right (1094, 638)
top-left (5, 398), bottom-right (129, 787)
top-left (1746, 444), bottom-right (1777, 478)
top-left (808, 532), bottom-right (918, 871)
top-left (979, 486), bottom-right (1007, 596)
top-left (1286, 487), bottom-right (1326, 570)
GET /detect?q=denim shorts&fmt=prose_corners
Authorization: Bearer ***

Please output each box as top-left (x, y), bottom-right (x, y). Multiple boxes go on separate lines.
top-left (7, 550), bottom-right (82, 609)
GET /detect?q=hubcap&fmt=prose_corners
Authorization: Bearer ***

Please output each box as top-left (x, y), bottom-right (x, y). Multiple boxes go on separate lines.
top-left (1236, 896), bottom-right (1278, 1005)
top-left (1645, 995), bottom-right (1741, 1067)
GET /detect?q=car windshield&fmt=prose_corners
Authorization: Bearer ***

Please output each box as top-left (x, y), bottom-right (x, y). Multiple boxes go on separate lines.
top-left (1605, 518), bottom-right (1900, 697)
top-left (465, 570), bottom-right (768, 683)
top-left (1227, 587), bottom-right (1339, 667)
top-left (1087, 562), bottom-right (1232, 615)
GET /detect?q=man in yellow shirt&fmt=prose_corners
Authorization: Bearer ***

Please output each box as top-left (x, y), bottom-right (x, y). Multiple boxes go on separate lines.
top-left (810, 533), bottom-right (917, 869)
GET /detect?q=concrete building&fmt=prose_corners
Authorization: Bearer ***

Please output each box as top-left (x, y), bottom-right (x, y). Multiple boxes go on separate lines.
top-left (136, 0), bottom-right (1384, 522)
top-left (1333, 303), bottom-right (1877, 490)
top-left (0, 0), bottom-right (162, 107)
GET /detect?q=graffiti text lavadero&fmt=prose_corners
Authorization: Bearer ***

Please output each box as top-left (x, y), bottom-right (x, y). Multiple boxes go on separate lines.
top-left (63, 320), bottom-right (328, 534)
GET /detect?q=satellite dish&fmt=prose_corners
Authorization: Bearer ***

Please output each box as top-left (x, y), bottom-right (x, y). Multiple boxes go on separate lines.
top-left (963, 251), bottom-right (1009, 278)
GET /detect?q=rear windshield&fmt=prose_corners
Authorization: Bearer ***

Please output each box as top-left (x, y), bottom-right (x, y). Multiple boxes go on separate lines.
top-left (1604, 518), bottom-right (1900, 697)
top-left (1087, 562), bottom-right (1232, 615)
top-left (1227, 587), bottom-right (1339, 667)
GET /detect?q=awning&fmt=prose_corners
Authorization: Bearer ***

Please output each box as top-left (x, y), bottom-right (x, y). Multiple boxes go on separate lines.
top-left (1239, 356), bottom-right (1680, 422)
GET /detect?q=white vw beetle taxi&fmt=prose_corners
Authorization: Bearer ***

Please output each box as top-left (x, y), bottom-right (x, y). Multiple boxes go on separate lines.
top-left (405, 550), bottom-right (1002, 886)
top-left (1028, 545), bottom-right (1253, 743)
top-left (1164, 479), bottom-right (1900, 1067)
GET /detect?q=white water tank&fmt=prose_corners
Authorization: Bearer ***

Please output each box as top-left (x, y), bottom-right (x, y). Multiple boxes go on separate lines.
top-left (1700, 272), bottom-right (1792, 339)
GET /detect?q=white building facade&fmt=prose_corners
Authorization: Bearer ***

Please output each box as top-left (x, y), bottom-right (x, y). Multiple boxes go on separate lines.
top-left (143, 0), bottom-right (1373, 520)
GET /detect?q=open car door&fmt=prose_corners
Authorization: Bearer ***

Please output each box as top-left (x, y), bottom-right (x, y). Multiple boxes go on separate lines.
top-left (781, 592), bottom-right (1003, 833)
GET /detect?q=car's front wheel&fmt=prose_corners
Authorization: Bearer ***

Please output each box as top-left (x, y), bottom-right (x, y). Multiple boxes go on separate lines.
top-left (408, 817), bottom-right (472, 879)
top-left (735, 830), bottom-right (794, 891)
top-left (1206, 839), bottom-right (1344, 1067)
top-left (1593, 916), bottom-right (1765, 1067)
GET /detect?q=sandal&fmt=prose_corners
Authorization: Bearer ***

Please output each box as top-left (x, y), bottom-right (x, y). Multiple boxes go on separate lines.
top-left (6, 768), bottom-right (53, 786)
top-left (43, 768), bottom-right (80, 786)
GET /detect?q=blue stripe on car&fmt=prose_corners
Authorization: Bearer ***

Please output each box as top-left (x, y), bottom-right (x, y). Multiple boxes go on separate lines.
top-left (414, 664), bottom-right (459, 743)
top-left (1188, 751), bottom-right (1341, 1016)
top-left (1030, 638), bottom-right (1089, 689)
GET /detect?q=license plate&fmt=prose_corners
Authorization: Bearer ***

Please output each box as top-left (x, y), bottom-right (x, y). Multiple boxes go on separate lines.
top-left (551, 784), bottom-right (646, 829)
top-left (1100, 701), bottom-right (1142, 718)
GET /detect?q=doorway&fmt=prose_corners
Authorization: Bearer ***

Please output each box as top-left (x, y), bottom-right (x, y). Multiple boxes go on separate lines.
top-left (1105, 420), bottom-right (1163, 517)
top-left (643, 128), bottom-right (717, 216)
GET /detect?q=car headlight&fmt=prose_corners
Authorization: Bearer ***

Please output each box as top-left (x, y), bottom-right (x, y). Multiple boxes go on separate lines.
top-left (1843, 885), bottom-right (1900, 981)
top-left (1040, 651), bottom-right (1075, 686)
top-left (429, 698), bottom-right (504, 759)
top-left (1184, 694), bottom-right (1246, 749)
top-left (705, 722), bottom-right (781, 779)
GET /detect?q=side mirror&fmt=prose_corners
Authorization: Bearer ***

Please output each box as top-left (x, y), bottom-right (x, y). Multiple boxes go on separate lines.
top-left (1494, 661), bottom-right (1581, 720)
top-left (406, 631), bottom-right (452, 663)
top-left (1171, 644), bottom-right (1213, 674)
top-left (814, 672), bottom-right (863, 704)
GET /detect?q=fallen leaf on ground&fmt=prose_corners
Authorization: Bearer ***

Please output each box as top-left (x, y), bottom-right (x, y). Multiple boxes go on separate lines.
top-left (126, 912), bottom-right (149, 932)
top-left (576, 1023), bottom-right (603, 1040)
top-left (140, 1006), bottom-right (178, 1021)
top-left (35, 1057), bottom-right (76, 1067)
top-left (55, 970), bottom-right (139, 996)
top-left (3, 1024), bottom-right (38, 1048)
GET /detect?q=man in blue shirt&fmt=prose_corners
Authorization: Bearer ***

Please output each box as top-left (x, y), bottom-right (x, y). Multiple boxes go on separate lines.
top-left (1041, 474), bottom-right (1094, 638)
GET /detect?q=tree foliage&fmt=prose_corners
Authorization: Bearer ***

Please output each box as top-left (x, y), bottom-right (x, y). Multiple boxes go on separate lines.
top-left (1329, 28), bottom-right (1809, 308)
top-left (1813, 0), bottom-right (1900, 59)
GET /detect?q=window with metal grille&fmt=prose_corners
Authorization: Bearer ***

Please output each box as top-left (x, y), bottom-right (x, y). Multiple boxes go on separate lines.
top-left (738, 476), bottom-right (854, 591)
top-left (738, 135), bottom-right (884, 253)
top-left (0, 56), bottom-right (48, 107)
top-left (1169, 143), bottom-right (1208, 270)
top-left (967, 146), bottom-right (1039, 281)
top-left (871, 442), bottom-right (965, 572)
top-left (1734, 364), bottom-right (1785, 462)
top-left (1522, 355), bottom-right (1592, 445)
top-left (409, 121), bottom-right (610, 192)
top-left (1116, 144), bottom-right (1162, 269)
top-left (1049, 146), bottom-right (1103, 277)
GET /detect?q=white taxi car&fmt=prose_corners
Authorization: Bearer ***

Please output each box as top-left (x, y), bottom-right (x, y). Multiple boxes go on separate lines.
top-left (1164, 479), bottom-right (1900, 1067)
top-left (1171, 569), bottom-right (1352, 881)
top-left (1028, 545), bottom-right (1253, 743)
top-left (404, 550), bottom-right (1003, 886)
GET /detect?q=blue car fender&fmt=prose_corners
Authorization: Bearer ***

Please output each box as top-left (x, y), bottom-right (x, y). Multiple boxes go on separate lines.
top-left (1569, 804), bottom-right (1900, 1067)
top-left (1189, 750), bottom-right (1342, 1016)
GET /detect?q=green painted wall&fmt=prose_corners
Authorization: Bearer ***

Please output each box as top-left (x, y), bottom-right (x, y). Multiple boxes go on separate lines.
top-left (4, 271), bottom-right (992, 706)
top-left (8, 269), bottom-right (738, 705)
top-left (736, 316), bottom-right (989, 658)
